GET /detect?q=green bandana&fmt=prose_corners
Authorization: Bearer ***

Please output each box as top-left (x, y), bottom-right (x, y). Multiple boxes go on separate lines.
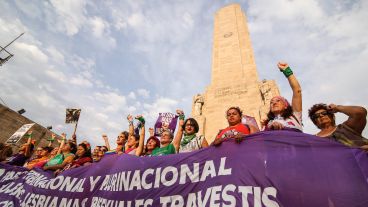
top-left (181, 134), bottom-right (196, 146)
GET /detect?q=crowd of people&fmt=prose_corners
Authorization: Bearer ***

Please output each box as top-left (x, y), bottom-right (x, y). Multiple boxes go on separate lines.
top-left (1, 62), bottom-right (367, 175)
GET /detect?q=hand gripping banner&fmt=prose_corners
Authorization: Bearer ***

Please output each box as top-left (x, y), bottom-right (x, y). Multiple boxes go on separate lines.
top-left (1, 131), bottom-right (367, 207)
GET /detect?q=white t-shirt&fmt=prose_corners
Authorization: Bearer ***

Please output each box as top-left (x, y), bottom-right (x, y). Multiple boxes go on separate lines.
top-left (266, 111), bottom-right (303, 132)
top-left (179, 135), bottom-right (204, 153)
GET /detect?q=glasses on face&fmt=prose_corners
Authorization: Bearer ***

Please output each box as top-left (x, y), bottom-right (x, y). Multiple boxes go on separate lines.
top-left (312, 111), bottom-right (329, 120)
top-left (185, 123), bottom-right (195, 127)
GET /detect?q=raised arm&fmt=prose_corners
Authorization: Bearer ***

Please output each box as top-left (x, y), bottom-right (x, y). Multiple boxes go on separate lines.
top-left (278, 62), bottom-right (302, 112)
top-left (57, 133), bottom-right (67, 155)
top-left (328, 104), bottom-right (367, 134)
top-left (24, 130), bottom-right (33, 157)
top-left (172, 109), bottom-right (185, 152)
top-left (102, 134), bottom-right (111, 151)
top-left (127, 114), bottom-right (134, 136)
top-left (135, 115), bottom-right (146, 156)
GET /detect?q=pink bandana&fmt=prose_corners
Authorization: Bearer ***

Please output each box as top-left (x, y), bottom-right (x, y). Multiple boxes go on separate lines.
top-left (271, 96), bottom-right (289, 107)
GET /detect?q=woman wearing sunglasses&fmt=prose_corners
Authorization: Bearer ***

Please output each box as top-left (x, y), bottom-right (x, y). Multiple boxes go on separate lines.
top-left (308, 103), bottom-right (368, 149)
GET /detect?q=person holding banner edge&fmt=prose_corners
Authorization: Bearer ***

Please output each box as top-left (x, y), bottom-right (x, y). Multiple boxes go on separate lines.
top-left (173, 109), bottom-right (209, 153)
top-left (213, 107), bottom-right (259, 146)
top-left (262, 62), bottom-right (303, 132)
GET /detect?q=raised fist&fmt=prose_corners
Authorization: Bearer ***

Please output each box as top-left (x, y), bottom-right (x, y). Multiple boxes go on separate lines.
top-left (127, 114), bottom-right (133, 122)
top-left (277, 62), bottom-right (289, 71)
top-left (102, 134), bottom-right (108, 140)
top-left (149, 128), bottom-right (154, 136)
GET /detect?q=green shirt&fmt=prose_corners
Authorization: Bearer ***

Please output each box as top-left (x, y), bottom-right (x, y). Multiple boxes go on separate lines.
top-left (151, 143), bottom-right (176, 156)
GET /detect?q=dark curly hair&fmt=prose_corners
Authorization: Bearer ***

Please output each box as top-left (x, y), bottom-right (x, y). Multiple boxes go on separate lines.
top-left (144, 136), bottom-right (160, 152)
top-left (42, 146), bottom-right (54, 153)
top-left (308, 103), bottom-right (335, 129)
top-left (120, 131), bottom-right (129, 140)
top-left (226, 107), bottom-right (243, 117)
top-left (67, 141), bottom-right (77, 154)
top-left (77, 143), bottom-right (92, 158)
top-left (182, 118), bottom-right (199, 134)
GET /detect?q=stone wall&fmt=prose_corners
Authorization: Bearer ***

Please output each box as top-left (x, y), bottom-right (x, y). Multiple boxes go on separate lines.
top-left (0, 104), bottom-right (58, 153)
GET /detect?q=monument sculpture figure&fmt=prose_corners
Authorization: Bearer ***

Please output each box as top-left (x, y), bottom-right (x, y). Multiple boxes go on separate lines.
top-left (194, 94), bottom-right (204, 116)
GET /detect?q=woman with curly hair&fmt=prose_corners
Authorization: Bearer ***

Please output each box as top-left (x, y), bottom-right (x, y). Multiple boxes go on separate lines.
top-left (308, 103), bottom-right (368, 149)
top-left (263, 62), bottom-right (303, 132)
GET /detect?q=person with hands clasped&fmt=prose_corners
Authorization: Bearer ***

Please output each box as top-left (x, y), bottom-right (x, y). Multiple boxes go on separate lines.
top-left (309, 103), bottom-right (368, 149)
top-left (213, 107), bottom-right (259, 146)
top-left (173, 109), bottom-right (209, 153)
top-left (263, 62), bottom-right (303, 132)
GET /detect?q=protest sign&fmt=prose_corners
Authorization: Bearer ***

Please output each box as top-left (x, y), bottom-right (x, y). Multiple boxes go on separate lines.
top-left (6, 123), bottom-right (35, 144)
top-left (154, 112), bottom-right (179, 136)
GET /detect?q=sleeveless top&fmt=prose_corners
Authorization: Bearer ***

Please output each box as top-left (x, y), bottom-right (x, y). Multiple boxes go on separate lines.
top-left (45, 153), bottom-right (74, 167)
top-left (216, 123), bottom-right (251, 140)
top-left (329, 123), bottom-right (368, 147)
top-left (179, 135), bottom-right (205, 153)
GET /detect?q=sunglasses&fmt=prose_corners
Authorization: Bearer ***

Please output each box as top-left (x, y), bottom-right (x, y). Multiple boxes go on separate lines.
top-left (312, 111), bottom-right (329, 120)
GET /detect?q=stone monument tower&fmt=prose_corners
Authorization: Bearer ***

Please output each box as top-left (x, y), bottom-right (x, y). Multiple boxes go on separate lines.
top-left (191, 4), bottom-right (280, 142)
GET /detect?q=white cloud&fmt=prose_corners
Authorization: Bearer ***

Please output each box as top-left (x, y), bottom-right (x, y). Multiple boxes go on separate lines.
top-left (14, 42), bottom-right (48, 63)
top-left (50, 0), bottom-right (87, 36)
top-left (128, 92), bottom-right (136, 100)
top-left (137, 89), bottom-right (150, 98)
top-left (70, 76), bottom-right (93, 88)
top-left (46, 46), bottom-right (65, 64)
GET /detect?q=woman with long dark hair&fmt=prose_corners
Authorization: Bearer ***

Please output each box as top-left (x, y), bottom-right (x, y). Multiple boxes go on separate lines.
top-left (263, 62), bottom-right (303, 132)
top-left (57, 142), bottom-right (92, 174)
top-left (43, 133), bottom-right (76, 171)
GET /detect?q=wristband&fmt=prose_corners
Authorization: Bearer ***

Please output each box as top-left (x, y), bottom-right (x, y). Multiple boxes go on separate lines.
top-left (179, 114), bottom-right (185, 120)
top-left (136, 117), bottom-right (145, 125)
top-left (281, 66), bottom-right (293, 78)
top-left (47, 138), bottom-right (55, 142)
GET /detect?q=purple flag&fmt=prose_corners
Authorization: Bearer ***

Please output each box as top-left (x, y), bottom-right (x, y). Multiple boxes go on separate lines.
top-left (1, 131), bottom-right (367, 207)
top-left (154, 112), bottom-right (179, 137)
top-left (242, 115), bottom-right (260, 131)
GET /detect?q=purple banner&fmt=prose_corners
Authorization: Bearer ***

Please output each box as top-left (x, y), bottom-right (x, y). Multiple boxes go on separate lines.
top-left (1, 131), bottom-right (368, 207)
top-left (154, 112), bottom-right (179, 136)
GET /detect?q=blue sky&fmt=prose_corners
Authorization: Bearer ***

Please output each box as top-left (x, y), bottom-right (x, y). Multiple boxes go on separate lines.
top-left (1, 0), bottom-right (367, 148)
